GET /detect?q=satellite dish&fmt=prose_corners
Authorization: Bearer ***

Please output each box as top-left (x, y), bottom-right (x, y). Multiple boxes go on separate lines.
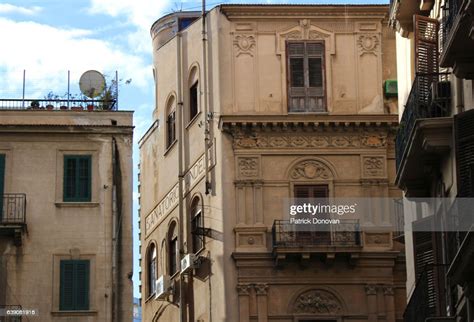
top-left (79, 70), bottom-right (106, 98)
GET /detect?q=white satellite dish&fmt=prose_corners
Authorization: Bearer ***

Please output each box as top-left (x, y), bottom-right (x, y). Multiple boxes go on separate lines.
top-left (79, 70), bottom-right (106, 98)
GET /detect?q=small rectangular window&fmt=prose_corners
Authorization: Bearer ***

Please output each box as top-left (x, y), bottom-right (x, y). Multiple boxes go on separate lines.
top-left (166, 111), bottom-right (176, 148)
top-left (169, 236), bottom-right (178, 275)
top-left (60, 260), bottom-right (90, 311)
top-left (287, 41), bottom-right (326, 112)
top-left (189, 81), bottom-right (199, 121)
top-left (63, 155), bottom-right (91, 202)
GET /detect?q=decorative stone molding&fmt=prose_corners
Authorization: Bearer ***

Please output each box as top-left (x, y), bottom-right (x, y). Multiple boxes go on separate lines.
top-left (365, 284), bottom-right (377, 295)
top-left (276, 21), bottom-right (335, 55)
top-left (236, 156), bottom-right (260, 178)
top-left (237, 283), bottom-right (252, 296)
top-left (361, 134), bottom-right (386, 147)
top-left (293, 289), bottom-right (342, 314)
top-left (362, 156), bottom-right (386, 178)
top-left (254, 283), bottom-right (269, 295)
top-left (290, 160), bottom-right (333, 180)
top-left (357, 34), bottom-right (380, 55)
top-left (233, 34), bottom-right (256, 57)
top-left (365, 232), bottom-right (391, 246)
top-left (383, 286), bottom-right (394, 296)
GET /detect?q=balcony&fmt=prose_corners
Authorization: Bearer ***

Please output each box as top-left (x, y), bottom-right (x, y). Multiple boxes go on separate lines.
top-left (403, 265), bottom-right (453, 322)
top-left (441, 0), bottom-right (474, 79)
top-left (0, 194), bottom-right (27, 246)
top-left (272, 219), bottom-right (361, 265)
top-left (395, 73), bottom-right (452, 197)
top-left (0, 305), bottom-right (23, 322)
top-left (389, 0), bottom-right (432, 35)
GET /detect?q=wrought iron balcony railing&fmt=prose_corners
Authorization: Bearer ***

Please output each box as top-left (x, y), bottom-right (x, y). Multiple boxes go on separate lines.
top-left (441, 0), bottom-right (462, 51)
top-left (395, 73), bottom-right (451, 170)
top-left (0, 98), bottom-right (117, 111)
top-left (272, 219), bottom-right (361, 248)
top-left (0, 194), bottom-right (26, 225)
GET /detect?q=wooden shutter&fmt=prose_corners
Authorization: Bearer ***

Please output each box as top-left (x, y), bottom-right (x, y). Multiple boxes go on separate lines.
top-left (189, 82), bottom-right (199, 120)
top-left (287, 42), bottom-right (326, 112)
top-left (455, 109), bottom-right (474, 197)
top-left (60, 260), bottom-right (75, 310)
top-left (414, 15), bottom-right (439, 104)
top-left (294, 185), bottom-right (328, 199)
top-left (64, 156), bottom-right (91, 202)
top-left (75, 260), bottom-right (90, 310)
top-left (412, 216), bottom-right (443, 316)
top-left (60, 260), bottom-right (90, 311)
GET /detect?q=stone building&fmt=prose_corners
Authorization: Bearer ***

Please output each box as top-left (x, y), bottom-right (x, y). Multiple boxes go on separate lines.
top-left (140, 4), bottom-right (406, 322)
top-left (0, 105), bottom-right (133, 321)
top-left (389, 0), bottom-right (474, 321)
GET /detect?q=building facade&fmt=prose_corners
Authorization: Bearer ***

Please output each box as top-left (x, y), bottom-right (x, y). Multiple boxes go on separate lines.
top-left (389, 0), bottom-right (474, 321)
top-left (0, 106), bottom-right (134, 321)
top-left (140, 4), bottom-right (406, 322)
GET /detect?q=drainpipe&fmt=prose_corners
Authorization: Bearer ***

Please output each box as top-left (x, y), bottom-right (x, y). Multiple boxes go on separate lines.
top-left (202, 0), bottom-right (211, 195)
top-left (111, 138), bottom-right (119, 322)
top-left (176, 29), bottom-right (186, 322)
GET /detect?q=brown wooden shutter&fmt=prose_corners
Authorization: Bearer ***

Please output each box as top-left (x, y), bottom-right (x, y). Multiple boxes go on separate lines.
top-left (294, 185), bottom-right (328, 198)
top-left (287, 42), bottom-right (325, 112)
top-left (414, 15), bottom-right (440, 104)
top-left (412, 216), bottom-right (444, 316)
top-left (455, 109), bottom-right (474, 197)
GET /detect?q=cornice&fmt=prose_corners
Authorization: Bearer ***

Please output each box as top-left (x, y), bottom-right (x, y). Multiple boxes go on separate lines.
top-left (219, 4), bottom-right (390, 19)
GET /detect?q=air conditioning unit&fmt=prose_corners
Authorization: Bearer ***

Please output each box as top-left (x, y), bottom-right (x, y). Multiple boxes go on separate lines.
top-left (181, 253), bottom-right (196, 273)
top-left (431, 81), bottom-right (451, 100)
top-left (155, 275), bottom-right (170, 300)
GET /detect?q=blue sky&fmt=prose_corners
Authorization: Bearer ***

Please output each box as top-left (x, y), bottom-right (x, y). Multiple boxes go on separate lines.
top-left (0, 0), bottom-right (389, 299)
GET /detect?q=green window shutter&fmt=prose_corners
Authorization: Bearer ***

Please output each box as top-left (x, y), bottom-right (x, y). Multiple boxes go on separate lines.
top-left (63, 155), bottom-right (91, 202)
top-left (60, 261), bottom-right (75, 310)
top-left (60, 260), bottom-right (90, 310)
top-left (75, 260), bottom-right (90, 310)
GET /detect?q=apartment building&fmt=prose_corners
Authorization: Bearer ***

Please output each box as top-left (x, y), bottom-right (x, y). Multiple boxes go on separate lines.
top-left (389, 0), bottom-right (474, 320)
top-left (0, 100), bottom-right (133, 321)
top-left (140, 4), bottom-right (406, 322)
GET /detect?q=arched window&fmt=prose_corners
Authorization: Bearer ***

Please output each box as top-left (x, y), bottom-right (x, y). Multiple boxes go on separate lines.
top-left (168, 222), bottom-right (179, 276)
top-left (166, 96), bottom-right (176, 148)
top-left (188, 66), bottom-right (199, 122)
top-left (147, 243), bottom-right (157, 296)
top-left (190, 197), bottom-right (204, 253)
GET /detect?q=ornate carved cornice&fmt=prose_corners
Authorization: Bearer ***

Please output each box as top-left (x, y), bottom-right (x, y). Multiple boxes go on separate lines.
top-left (219, 115), bottom-right (397, 151)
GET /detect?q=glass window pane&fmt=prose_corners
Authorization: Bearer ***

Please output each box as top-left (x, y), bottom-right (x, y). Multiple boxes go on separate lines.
top-left (308, 58), bottom-right (323, 87)
top-left (290, 58), bottom-right (304, 87)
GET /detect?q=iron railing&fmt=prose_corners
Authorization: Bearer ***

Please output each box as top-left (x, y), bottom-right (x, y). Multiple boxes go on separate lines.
top-left (0, 194), bottom-right (26, 225)
top-left (272, 219), bottom-right (361, 248)
top-left (0, 98), bottom-right (117, 111)
top-left (442, 0), bottom-right (462, 51)
top-left (395, 73), bottom-right (451, 170)
top-left (0, 305), bottom-right (22, 322)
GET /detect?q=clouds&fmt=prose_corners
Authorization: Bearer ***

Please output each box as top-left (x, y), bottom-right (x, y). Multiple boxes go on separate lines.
top-left (0, 17), bottom-right (151, 98)
top-left (0, 3), bottom-right (42, 16)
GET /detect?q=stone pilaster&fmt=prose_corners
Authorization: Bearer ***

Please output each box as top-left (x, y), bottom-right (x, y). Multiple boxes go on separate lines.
top-left (237, 283), bottom-right (251, 322)
top-left (255, 283), bottom-right (268, 322)
top-left (383, 285), bottom-right (395, 322)
top-left (365, 284), bottom-right (378, 322)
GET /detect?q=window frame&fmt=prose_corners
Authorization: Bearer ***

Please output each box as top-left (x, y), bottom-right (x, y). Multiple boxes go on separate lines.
top-left (188, 81), bottom-right (199, 124)
top-left (166, 109), bottom-right (177, 149)
top-left (190, 197), bottom-right (204, 254)
top-left (168, 222), bottom-right (179, 276)
top-left (63, 155), bottom-right (92, 202)
top-left (286, 40), bottom-right (327, 113)
top-left (147, 243), bottom-right (157, 297)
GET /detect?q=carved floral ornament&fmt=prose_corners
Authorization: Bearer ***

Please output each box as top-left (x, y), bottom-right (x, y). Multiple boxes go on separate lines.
top-left (229, 130), bottom-right (388, 150)
top-left (276, 20), bottom-right (335, 55)
top-left (293, 289), bottom-right (343, 314)
top-left (357, 34), bottom-right (380, 55)
top-left (237, 156), bottom-right (259, 178)
top-left (290, 160), bottom-right (333, 180)
top-left (233, 34), bottom-right (256, 57)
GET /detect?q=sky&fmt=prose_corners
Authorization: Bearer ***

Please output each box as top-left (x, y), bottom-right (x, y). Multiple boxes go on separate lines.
top-left (0, 0), bottom-right (389, 299)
